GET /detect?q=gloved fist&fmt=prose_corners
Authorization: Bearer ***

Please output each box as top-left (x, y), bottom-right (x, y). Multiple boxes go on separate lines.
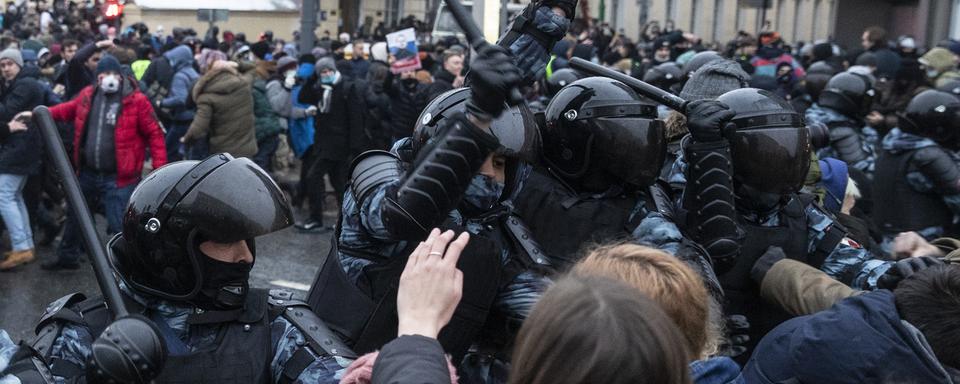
top-left (684, 100), bottom-right (736, 142)
top-left (877, 256), bottom-right (944, 290)
top-left (465, 42), bottom-right (522, 121)
top-left (717, 314), bottom-right (750, 358)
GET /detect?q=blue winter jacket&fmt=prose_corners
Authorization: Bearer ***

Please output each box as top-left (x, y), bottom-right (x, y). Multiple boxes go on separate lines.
top-left (289, 63), bottom-right (315, 158)
top-left (743, 290), bottom-right (959, 383)
top-left (161, 45), bottom-right (200, 122)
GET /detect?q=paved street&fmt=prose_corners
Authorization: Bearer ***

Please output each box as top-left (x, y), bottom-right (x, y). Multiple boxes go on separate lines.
top-left (0, 210), bottom-right (335, 343)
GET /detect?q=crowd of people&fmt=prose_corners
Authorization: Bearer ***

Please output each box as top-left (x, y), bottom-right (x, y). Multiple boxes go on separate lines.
top-left (0, 0), bottom-right (957, 383)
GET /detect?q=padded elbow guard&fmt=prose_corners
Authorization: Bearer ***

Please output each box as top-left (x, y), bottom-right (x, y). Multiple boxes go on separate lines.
top-left (383, 113), bottom-right (499, 239)
top-left (683, 139), bottom-right (742, 273)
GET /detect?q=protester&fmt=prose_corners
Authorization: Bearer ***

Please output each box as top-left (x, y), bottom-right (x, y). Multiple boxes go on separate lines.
top-left (31, 54), bottom-right (166, 271)
top-left (572, 244), bottom-right (741, 383)
top-left (426, 49), bottom-right (464, 100)
top-left (182, 59), bottom-right (257, 159)
top-left (0, 50), bottom-right (43, 271)
top-left (157, 45), bottom-right (198, 161)
top-left (509, 275), bottom-right (692, 384)
top-left (295, 57), bottom-right (367, 232)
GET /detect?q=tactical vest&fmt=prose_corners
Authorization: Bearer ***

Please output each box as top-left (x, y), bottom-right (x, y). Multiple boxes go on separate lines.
top-left (720, 194), bottom-right (845, 362)
top-left (153, 290), bottom-right (273, 384)
top-left (511, 168), bottom-right (646, 271)
top-left (32, 289), bottom-right (352, 384)
top-left (874, 149), bottom-right (954, 234)
top-left (309, 212), bottom-right (543, 363)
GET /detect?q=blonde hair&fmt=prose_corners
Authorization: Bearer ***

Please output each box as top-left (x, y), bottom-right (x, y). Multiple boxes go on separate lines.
top-left (573, 243), bottom-right (715, 360)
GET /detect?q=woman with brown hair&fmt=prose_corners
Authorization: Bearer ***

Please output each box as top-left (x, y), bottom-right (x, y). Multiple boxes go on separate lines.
top-left (573, 243), bottom-right (744, 384)
top-left (508, 275), bottom-right (692, 384)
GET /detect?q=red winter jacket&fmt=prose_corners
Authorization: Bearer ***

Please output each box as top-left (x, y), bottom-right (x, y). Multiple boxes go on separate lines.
top-left (50, 82), bottom-right (167, 188)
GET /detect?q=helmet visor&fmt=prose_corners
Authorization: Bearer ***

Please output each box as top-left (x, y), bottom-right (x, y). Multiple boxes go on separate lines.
top-left (730, 126), bottom-right (811, 195)
top-left (172, 158), bottom-right (294, 243)
top-left (592, 117), bottom-right (667, 188)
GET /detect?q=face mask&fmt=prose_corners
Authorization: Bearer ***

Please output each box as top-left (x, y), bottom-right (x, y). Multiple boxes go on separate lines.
top-left (463, 174), bottom-right (505, 211)
top-left (321, 73), bottom-right (337, 85)
top-left (196, 254), bottom-right (253, 310)
top-left (927, 69), bottom-right (940, 79)
top-left (100, 74), bottom-right (120, 93)
top-left (284, 71), bottom-right (296, 88)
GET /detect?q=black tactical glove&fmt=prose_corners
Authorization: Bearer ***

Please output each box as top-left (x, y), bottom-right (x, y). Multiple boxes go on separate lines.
top-left (877, 256), bottom-right (945, 290)
top-left (684, 99), bottom-right (736, 142)
top-left (717, 314), bottom-right (750, 358)
top-left (465, 42), bottom-right (523, 121)
top-left (751, 246), bottom-right (787, 284)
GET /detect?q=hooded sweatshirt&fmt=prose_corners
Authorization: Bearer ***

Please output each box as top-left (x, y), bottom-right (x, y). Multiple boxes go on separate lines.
top-left (161, 45), bottom-right (200, 122)
top-left (743, 290), bottom-right (958, 383)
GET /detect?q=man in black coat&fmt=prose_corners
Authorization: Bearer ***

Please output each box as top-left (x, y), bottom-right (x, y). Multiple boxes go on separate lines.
top-left (64, 39), bottom-right (114, 100)
top-left (0, 48), bottom-right (45, 270)
top-left (426, 49), bottom-right (463, 101)
top-left (296, 57), bottom-right (368, 232)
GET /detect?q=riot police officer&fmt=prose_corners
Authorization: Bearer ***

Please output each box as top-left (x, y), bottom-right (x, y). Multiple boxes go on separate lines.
top-left (0, 154), bottom-right (355, 383)
top-left (874, 90), bottom-right (960, 244)
top-left (805, 72), bottom-right (879, 178)
top-left (306, 43), bottom-right (549, 378)
top-left (512, 76), bottom-right (721, 296)
top-left (680, 89), bottom-right (896, 360)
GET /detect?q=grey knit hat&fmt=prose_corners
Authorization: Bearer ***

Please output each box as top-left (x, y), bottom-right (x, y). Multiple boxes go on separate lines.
top-left (0, 48), bottom-right (23, 68)
top-left (315, 56), bottom-right (337, 74)
top-left (680, 59), bottom-right (750, 101)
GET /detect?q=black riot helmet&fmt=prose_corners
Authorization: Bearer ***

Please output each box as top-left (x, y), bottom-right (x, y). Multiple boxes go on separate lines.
top-left (804, 61), bottom-right (839, 102)
top-left (542, 76), bottom-right (666, 192)
top-left (413, 87), bottom-right (540, 197)
top-left (544, 68), bottom-right (582, 98)
top-left (716, 88), bottom-right (811, 195)
top-left (818, 72), bottom-right (876, 118)
top-left (898, 90), bottom-right (960, 149)
top-left (112, 154), bottom-right (293, 309)
top-left (936, 80), bottom-right (960, 99)
top-left (643, 62), bottom-right (683, 92)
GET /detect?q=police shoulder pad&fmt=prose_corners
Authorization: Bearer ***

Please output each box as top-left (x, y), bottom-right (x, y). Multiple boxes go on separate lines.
top-left (269, 292), bottom-right (357, 360)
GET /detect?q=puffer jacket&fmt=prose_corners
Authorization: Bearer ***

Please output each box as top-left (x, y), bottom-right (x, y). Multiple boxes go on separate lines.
top-left (185, 64), bottom-right (257, 158)
top-left (743, 290), bottom-right (959, 383)
top-left (252, 79), bottom-right (283, 142)
top-left (160, 45), bottom-right (199, 122)
top-left (0, 66), bottom-right (45, 175)
top-left (49, 77), bottom-right (167, 187)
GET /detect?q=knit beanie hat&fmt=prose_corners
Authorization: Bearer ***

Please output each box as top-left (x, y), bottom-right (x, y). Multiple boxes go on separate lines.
top-left (921, 47), bottom-right (959, 73)
top-left (0, 48), bottom-right (23, 68)
top-left (96, 54), bottom-right (122, 75)
top-left (370, 42), bottom-right (388, 62)
top-left (680, 59), bottom-right (750, 101)
top-left (315, 56), bottom-right (337, 74)
top-left (276, 56), bottom-right (298, 73)
top-left (298, 54), bottom-right (316, 65)
top-left (250, 41), bottom-right (270, 60)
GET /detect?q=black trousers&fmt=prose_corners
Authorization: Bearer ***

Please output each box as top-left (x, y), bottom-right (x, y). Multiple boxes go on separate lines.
top-left (306, 155), bottom-right (349, 223)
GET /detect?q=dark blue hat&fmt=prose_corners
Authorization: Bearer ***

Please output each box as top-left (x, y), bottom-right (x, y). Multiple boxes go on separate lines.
top-left (96, 54), bottom-right (122, 75)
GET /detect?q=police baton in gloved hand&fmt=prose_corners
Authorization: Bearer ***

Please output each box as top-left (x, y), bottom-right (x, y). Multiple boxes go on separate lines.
top-left (567, 57), bottom-right (744, 269)
top-left (33, 106), bottom-right (166, 384)
top-left (443, 0), bottom-right (524, 106)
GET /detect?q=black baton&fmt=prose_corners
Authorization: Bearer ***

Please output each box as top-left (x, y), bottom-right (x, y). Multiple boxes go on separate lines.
top-left (33, 106), bottom-right (128, 317)
top-left (443, 0), bottom-right (524, 105)
top-left (569, 57), bottom-right (689, 112)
